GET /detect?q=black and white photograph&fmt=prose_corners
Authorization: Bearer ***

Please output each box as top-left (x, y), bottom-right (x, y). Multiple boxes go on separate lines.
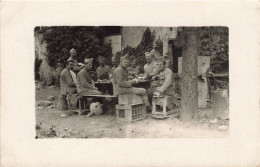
top-left (1, 2), bottom-right (259, 167)
top-left (34, 26), bottom-right (229, 138)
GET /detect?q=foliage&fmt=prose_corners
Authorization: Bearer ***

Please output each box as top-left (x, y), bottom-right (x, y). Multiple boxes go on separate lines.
top-left (35, 26), bottom-right (112, 70)
top-left (199, 27), bottom-right (229, 73)
top-left (115, 27), bottom-right (158, 67)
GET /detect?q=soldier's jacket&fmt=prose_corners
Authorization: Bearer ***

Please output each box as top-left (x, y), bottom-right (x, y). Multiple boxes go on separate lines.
top-left (144, 61), bottom-right (159, 77)
top-left (111, 66), bottom-right (116, 75)
top-left (152, 68), bottom-right (175, 95)
top-left (77, 68), bottom-right (96, 93)
top-left (112, 65), bottom-right (134, 95)
top-left (60, 68), bottom-right (77, 95)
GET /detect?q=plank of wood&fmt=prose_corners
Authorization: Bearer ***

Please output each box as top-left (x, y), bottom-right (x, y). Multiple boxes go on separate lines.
top-left (83, 95), bottom-right (117, 98)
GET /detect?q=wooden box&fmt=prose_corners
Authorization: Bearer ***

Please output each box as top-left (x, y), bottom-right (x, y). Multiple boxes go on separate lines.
top-left (116, 103), bottom-right (146, 123)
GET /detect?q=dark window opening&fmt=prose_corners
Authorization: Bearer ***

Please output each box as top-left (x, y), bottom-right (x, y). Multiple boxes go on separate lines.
top-left (169, 40), bottom-right (182, 73)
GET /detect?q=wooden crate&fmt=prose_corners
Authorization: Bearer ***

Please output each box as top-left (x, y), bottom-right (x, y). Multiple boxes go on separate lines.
top-left (116, 103), bottom-right (146, 123)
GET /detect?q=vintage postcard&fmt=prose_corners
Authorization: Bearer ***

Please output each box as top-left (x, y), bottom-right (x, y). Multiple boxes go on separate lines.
top-left (1, 1), bottom-right (260, 167)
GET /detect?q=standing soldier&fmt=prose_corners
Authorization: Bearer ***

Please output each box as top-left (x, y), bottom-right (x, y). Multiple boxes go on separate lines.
top-left (111, 55), bottom-right (118, 75)
top-left (67, 48), bottom-right (84, 73)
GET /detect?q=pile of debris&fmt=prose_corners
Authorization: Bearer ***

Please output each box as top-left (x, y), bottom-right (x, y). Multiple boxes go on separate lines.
top-left (36, 96), bottom-right (56, 109)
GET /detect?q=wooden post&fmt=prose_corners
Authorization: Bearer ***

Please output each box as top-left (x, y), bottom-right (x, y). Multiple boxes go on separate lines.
top-left (181, 27), bottom-right (199, 122)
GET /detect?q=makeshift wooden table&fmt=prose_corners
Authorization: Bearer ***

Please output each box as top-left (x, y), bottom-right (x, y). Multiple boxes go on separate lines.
top-left (95, 81), bottom-right (114, 95)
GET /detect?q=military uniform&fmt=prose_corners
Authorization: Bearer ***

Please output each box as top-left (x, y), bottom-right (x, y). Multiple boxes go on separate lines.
top-left (144, 61), bottom-right (159, 77)
top-left (77, 68), bottom-right (102, 97)
top-left (151, 68), bottom-right (175, 96)
top-left (60, 68), bottom-right (77, 95)
top-left (113, 65), bottom-right (150, 106)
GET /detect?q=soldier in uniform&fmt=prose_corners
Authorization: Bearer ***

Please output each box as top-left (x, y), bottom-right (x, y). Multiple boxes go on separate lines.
top-left (77, 58), bottom-right (102, 98)
top-left (67, 48), bottom-right (84, 73)
top-left (96, 56), bottom-right (111, 80)
top-left (113, 54), bottom-right (151, 109)
top-left (60, 59), bottom-right (78, 96)
top-left (150, 57), bottom-right (175, 96)
top-left (111, 55), bottom-right (118, 75)
top-left (150, 57), bottom-right (176, 110)
top-left (143, 52), bottom-right (160, 79)
top-left (127, 55), bottom-right (141, 80)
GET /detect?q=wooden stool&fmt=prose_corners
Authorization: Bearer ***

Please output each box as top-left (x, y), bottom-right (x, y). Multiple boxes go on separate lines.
top-left (118, 94), bottom-right (143, 105)
top-left (57, 94), bottom-right (68, 110)
top-left (66, 94), bottom-right (80, 114)
top-left (152, 95), bottom-right (174, 118)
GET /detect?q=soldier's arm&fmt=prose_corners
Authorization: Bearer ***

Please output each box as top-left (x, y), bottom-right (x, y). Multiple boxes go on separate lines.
top-left (60, 72), bottom-right (66, 84)
top-left (115, 70), bottom-right (132, 88)
top-left (79, 72), bottom-right (96, 89)
top-left (149, 64), bottom-right (160, 77)
top-left (66, 72), bottom-right (76, 87)
top-left (157, 69), bottom-right (173, 93)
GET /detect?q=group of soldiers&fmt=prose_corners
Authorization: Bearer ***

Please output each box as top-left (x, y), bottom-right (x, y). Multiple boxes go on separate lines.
top-left (60, 43), bottom-right (175, 112)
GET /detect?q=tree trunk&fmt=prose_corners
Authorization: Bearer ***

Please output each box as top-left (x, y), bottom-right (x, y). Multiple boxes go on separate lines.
top-left (181, 27), bottom-right (199, 122)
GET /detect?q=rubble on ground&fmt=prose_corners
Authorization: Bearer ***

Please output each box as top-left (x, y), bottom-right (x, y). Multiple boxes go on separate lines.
top-left (48, 96), bottom-right (55, 101)
top-left (38, 100), bottom-right (53, 107)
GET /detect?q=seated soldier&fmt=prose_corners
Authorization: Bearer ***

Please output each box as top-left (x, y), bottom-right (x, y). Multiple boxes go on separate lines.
top-left (77, 58), bottom-right (102, 98)
top-left (127, 55), bottom-right (141, 80)
top-left (144, 52), bottom-right (160, 79)
top-left (96, 56), bottom-right (111, 80)
top-left (113, 54), bottom-right (151, 110)
top-left (150, 57), bottom-right (175, 96)
top-left (60, 60), bottom-right (77, 96)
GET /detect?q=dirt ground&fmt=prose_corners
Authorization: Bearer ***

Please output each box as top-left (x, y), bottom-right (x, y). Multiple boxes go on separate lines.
top-left (35, 86), bottom-right (229, 138)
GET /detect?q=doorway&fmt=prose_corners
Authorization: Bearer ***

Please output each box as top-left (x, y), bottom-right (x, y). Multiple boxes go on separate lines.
top-left (169, 40), bottom-right (182, 73)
